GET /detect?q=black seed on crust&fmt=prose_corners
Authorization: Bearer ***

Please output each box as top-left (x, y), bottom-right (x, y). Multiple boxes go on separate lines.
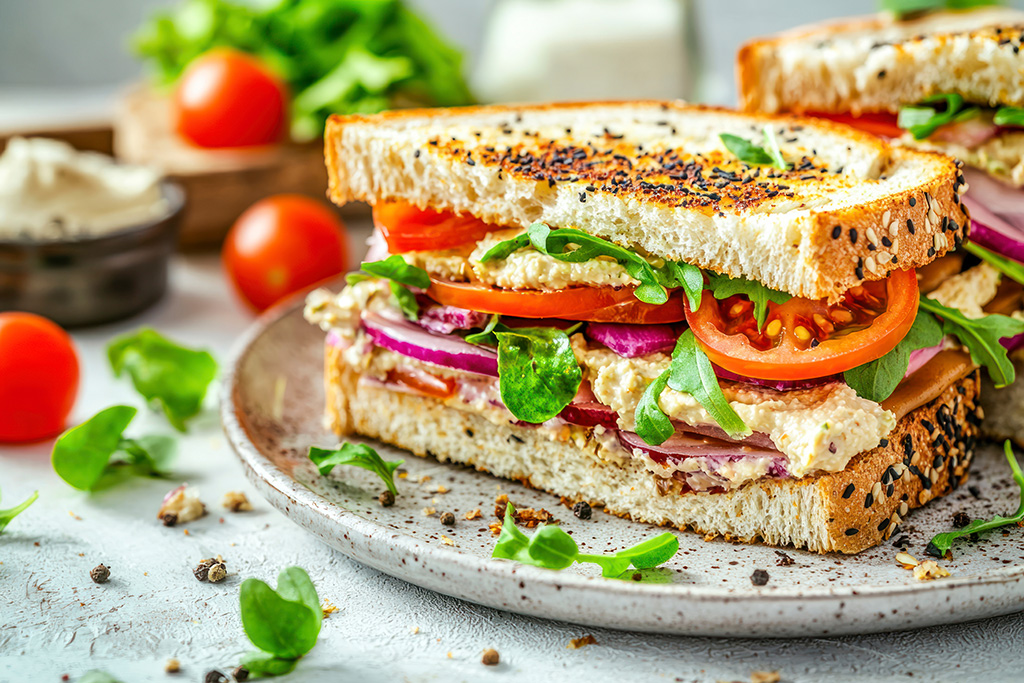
top-left (907, 218), bottom-right (916, 234)
top-left (909, 196), bottom-right (917, 207)
top-left (832, 225), bottom-right (842, 239)
top-left (849, 228), bottom-right (858, 245)
top-left (845, 527), bottom-right (859, 536)
top-left (864, 493), bottom-right (874, 508)
top-left (842, 484), bottom-right (855, 499)
top-left (877, 518), bottom-right (890, 532)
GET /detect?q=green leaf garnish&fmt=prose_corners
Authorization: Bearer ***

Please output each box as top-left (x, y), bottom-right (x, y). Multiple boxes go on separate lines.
top-left (719, 128), bottom-right (788, 169)
top-left (634, 370), bottom-right (674, 446)
top-left (464, 313), bottom-right (501, 346)
top-left (927, 441), bottom-right (1024, 557)
top-left (964, 241), bottom-right (1024, 287)
top-left (667, 330), bottom-right (751, 439)
top-left (240, 566), bottom-right (322, 668)
top-left (844, 309), bottom-right (944, 402)
top-left (240, 653), bottom-right (299, 678)
top-left (309, 443), bottom-right (403, 496)
top-left (480, 223), bottom-right (671, 305)
top-left (881, 0), bottom-right (1000, 18)
top-left (0, 488), bottom-right (38, 534)
top-left (492, 503), bottom-right (679, 577)
top-left (918, 294), bottom-right (1024, 387)
top-left (348, 255), bottom-right (431, 321)
top-left (897, 93), bottom-right (979, 140)
top-left (705, 273), bottom-right (792, 330)
top-left (762, 127), bottom-right (790, 170)
top-left (107, 328), bottom-right (217, 432)
top-left (50, 406), bottom-right (176, 491)
top-left (494, 324), bottom-right (583, 424)
top-left (654, 260), bottom-right (705, 310)
top-left (77, 673), bottom-right (123, 683)
top-left (994, 106), bottom-right (1024, 127)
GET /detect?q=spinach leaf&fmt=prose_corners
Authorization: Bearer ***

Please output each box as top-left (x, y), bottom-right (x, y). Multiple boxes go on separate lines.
top-left (494, 325), bottom-right (582, 423)
top-left (964, 241), bottom-right (1024, 287)
top-left (634, 370), bottom-right (674, 446)
top-left (667, 331), bottom-right (750, 439)
top-left (108, 329), bottom-right (217, 432)
top-left (0, 488), bottom-right (38, 534)
top-left (239, 567), bottom-right (321, 661)
top-left (844, 309), bottom-right (944, 402)
top-left (897, 93), bottom-right (979, 140)
top-left (719, 128), bottom-right (788, 169)
top-left (240, 653), bottom-right (299, 678)
top-left (919, 295), bottom-right (1024, 387)
top-left (927, 441), bottom-right (1024, 557)
top-left (705, 273), bottom-right (792, 330)
top-left (309, 443), bottom-right (403, 496)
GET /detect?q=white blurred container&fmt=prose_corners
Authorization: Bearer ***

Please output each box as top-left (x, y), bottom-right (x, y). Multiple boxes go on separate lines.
top-left (472, 0), bottom-right (696, 103)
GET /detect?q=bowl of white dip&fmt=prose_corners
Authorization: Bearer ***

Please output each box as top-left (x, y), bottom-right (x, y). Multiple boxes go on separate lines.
top-left (0, 137), bottom-right (184, 326)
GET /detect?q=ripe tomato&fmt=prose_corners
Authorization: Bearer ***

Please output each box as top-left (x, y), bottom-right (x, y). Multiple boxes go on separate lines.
top-left (374, 202), bottom-right (497, 252)
top-left (0, 313), bottom-right (79, 443)
top-left (809, 112), bottom-right (905, 139)
top-left (223, 195), bottom-right (351, 311)
top-left (686, 269), bottom-right (919, 381)
top-left (174, 49), bottom-right (288, 148)
top-left (386, 367), bottom-right (457, 400)
top-left (427, 278), bottom-right (687, 324)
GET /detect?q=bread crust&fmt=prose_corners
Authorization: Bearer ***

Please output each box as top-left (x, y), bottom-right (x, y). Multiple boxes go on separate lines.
top-left (323, 101), bottom-right (966, 302)
top-left (325, 343), bottom-right (982, 554)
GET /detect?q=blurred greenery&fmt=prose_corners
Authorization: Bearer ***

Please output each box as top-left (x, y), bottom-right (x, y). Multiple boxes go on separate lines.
top-left (132, 0), bottom-right (475, 140)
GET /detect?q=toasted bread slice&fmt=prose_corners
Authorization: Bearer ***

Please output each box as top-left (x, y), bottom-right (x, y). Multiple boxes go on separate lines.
top-left (324, 102), bottom-right (966, 302)
top-left (738, 7), bottom-right (1024, 116)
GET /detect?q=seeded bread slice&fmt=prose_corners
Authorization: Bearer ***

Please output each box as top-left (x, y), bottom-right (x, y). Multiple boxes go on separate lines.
top-left (324, 102), bottom-right (966, 302)
top-left (737, 7), bottom-right (1024, 116)
top-left (324, 344), bottom-right (982, 554)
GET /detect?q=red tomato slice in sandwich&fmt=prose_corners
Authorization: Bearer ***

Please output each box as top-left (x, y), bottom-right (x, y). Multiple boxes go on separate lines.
top-left (686, 269), bottom-right (919, 381)
top-left (809, 112), bottom-right (905, 139)
top-left (427, 278), bottom-right (688, 324)
top-left (374, 202), bottom-right (496, 252)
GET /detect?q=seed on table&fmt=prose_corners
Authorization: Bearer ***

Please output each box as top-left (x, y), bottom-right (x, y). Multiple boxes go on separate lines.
top-left (440, 511), bottom-right (456, 526)
top-left (750, 569), bottom-right (770, 586)
top-left (482, 649), bottom-right (500, 666)
top-left (572, 501), bottom-right (592, 520)
top-left (90, 564), bottom-right (110, 584)
top-left (379, 490), bottom-right (396, 507)
top-left (232, 665), bottom-right (250, 681)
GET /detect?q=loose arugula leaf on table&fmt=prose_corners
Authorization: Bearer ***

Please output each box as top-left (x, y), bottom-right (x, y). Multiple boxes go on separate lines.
top-left (844, 309), bottom-right (944, 402)
top-left (492, 504), bottom-right (679, 577)
top-left (918, 295), bottom-right (1024, 387)
top-left (927, 441), bottom-right (1024, 557)
top-left (77, 672), bottom-right (123, 683)
top-left (705, 273), bottom-right (792, 330)
top-left (634, 370), bottom-right (674, 446)
top-left (240, 566), bottom-right (322, 673)
top-left (964, 241), bottom-right (1024, 287)
top-left (347, 255), bottom-right (431, 320)
top-left (0, 488), bottom-right (38, 534)
top-left (107, 328), bottom-right (217, 432)
top-left (897, 93), bottom-right (979, 140)
top-left (493, 324), bottom-right (582, 424)
top-left (994, 106), bottom-right (1024, 127)
top-left (309, 443), bottom-right (403, 496)
top-left (667, 331), bottom-right (751, 439)
top-left (719, 128), bottom-right (788, 169)
top-left (51, 406), bottom-right (177, 491)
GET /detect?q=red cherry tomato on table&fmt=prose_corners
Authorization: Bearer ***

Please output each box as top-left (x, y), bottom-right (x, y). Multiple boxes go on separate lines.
top-left (0, 313), bottom-right (79, 443)
top-left (223, 195), bottom-right (352, 311)
top-left (174, 48), bottom-right (288, 148)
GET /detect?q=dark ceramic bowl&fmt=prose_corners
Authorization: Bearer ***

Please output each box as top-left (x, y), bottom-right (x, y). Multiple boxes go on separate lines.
top-left (0, 181), bottom-right (185, 328)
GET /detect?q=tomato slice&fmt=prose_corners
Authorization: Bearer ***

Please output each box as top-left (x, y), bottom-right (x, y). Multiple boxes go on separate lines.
top-left (374, 202), bottom-right (497, 252)
top-left (387, 366), bottom-right (457, 399)
top-left (686, 269), bottom-right (919, 381)
top-left (810, 112), bottom-right (905, 139)
top-left (426, 278), bottom-right (687, 324)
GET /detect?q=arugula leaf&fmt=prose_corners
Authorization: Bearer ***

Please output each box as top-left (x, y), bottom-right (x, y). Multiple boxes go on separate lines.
top-left (667, 331), bottom-right (751, 439)
top-left (719, 128), bottom-right (788, 169)
top-left (240, 567), bottom-right (322, 663)
top-left (480, 224), bottom-right (670, 305)
top-left (654, 260), bottom-right (704, 310)
top-left (309, 443), bottom-right (403, 496)
top-left (994, 106), bottom-right (1024, 127)
top-left (464, 313), bottom-right (500, 346)
top-left (494, 325), bottom-right (582, 423)
top-left (897, 93), bottom-right (979, 140)
top-left (348, 255), bottom-right (431, 321)
top-left (927, 441), bottom-right (1024, 557)
top-left (919, 295), bottom-right (1024, 387)
top-left (50, 406), bottom-right (175, 491)
top-left (964, 241), bottom-right (1024, 287)
top-left (0, 488), bottom-right (38, 534)
top-left (881, 0), bottom-right (999, 17)
top-left (108, 329), bottom-right (217, 432)
top-left (493, 504), bottom-right (679, 577)
top-left (844, 309), bottom-right (944, 402)
top-left (634, 370), bottom-right (674, 446)
top-left (705, 273), bottom-right (792, 330)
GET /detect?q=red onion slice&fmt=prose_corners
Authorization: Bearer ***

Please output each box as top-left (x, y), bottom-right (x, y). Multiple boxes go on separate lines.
top-left (905, 344), bottom-right (944, 377)
top-left (712, 364), bottom-right (839, 391)
top-left (362, 311), bottom-right (498, 377)
top-left (557, 381), bottom-right (619, 429)
top-left (618, 428), bottom-right (781, 459)
top-left (586, 322), bottom-right (678, 357)
top-left (960, 170), bottom-right (1024, 263)
top-left (417, 302), bottom-right (491, 335)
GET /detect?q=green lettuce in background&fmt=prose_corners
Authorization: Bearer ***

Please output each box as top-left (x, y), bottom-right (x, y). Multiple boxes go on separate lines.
top-left (132, 0), bottom-right (475, 141)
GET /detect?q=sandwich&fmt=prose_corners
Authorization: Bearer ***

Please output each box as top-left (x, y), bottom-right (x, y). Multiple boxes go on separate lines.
top-left (737, 5), bottom-right (1024, 447)
top-left (304, 101), bottom-right (1024, 553)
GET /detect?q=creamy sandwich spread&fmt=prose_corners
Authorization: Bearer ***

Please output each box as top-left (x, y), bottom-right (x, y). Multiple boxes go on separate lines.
top-left (0, 137), bottom-right (168, 240)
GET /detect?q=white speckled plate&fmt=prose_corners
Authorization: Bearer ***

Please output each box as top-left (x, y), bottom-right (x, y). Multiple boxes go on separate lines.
top-left (221, 296), bottom-right (1024, 637)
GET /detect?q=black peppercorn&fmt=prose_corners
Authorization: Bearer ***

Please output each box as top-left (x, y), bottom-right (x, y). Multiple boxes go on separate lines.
top-left (572, 501), bottom-right (592, 520)
top-left (751, 569), bottom-right (770, 586)
top-left (90, 564), bottom-right (110, 584)
top-left (204, 670), bottom-right (228, 683)
top-left (378, 490), bottom-right (395, 507)
top-left (232, 665), bottom-right (250, 681)
top-left (953, 511), bottom-right (971, 528)
top-left (440, 511), bottom-right (456, 526)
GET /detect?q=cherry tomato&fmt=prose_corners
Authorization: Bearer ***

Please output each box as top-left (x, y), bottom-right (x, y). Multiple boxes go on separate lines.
top-left (0, 313), bottom-right (79, 443)
top-left (809, 112), bottom-right (905, 139)
top-left (223, 195), bottom-right (351, 311)
top-left (374, 202), bottom-right (497, 252)
top-left (426, 277), bottom-right (687, 324)
top-left (174, 49), bottom-right (288, 148)
top-left (686, 269), bottom-right (919, 380)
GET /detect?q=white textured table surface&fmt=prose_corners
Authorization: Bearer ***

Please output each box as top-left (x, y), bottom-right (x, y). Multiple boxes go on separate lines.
top-left (4, 252), bottom-right (1024, 683)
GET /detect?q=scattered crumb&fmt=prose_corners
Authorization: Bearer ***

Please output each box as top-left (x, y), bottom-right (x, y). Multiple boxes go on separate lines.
top-left (183, 529), bottom-right (190, 536)
top-left (378, 490), bottom-right (395, 507)
top-left (447, 652), bottom-right (453, 659)
top-left (567, 634), bottom-right (597, 649)
top-left (895, 552), bottom-right (919, 569)
top-left (434, 485), bottom-right (449, 494)
top-left (774, 551), bottom-right (795, 567)
top-left (751, 672), bottom-right (781, 683)
top-left (913, 559), bottom-right (951, 581)
top-left (222, 491), bottom-right (253, 512)
top-left (89, 564), bottom-right (110, 584)
top-left (418, 475), bottom-right (432, 484)
top-left (481, 649), bottom-right (500, 666)
top-left (68, 511), bottom-right (82, 521)
top-left (194, 556), bottom-right (227, 582)
top-left (398, 471), bottom-right (408, 479)
top-left (440, 535), bottom-right (455, 546)
top-left (464, 509), bottom-right (482, 521)
top-left (165, 658), bottom-right (181, 674)
top-left (494, 494), bottom-right (555, 527)
top-left (158, 484), bottom-right (206, 527)
top-left (422, 507), bottom-right (437, 516)
top-left (439, 511), bottom-right (456, 526)
top-left (410, 626), bottom-right (420, 634)
top-left (321, 601), bottom-right (339, 618)
top-left (488, 522), bottom-right (503, 536)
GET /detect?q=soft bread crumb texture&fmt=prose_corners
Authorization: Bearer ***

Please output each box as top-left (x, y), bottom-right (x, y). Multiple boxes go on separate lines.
top-left (324, 101), bottom-right (964, 302)
top-left (325, 345), bottom-right (982, 554)
top-left (980, 353), bottom-right (1024, 448)
top-left (738, 7), bottom-right (1024, 115)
